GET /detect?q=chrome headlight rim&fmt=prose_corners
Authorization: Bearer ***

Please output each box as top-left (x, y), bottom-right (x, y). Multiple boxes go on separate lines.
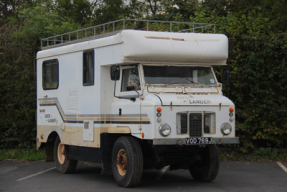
top-left (159, 123), bottom-right (171, 137)
top-left (221, 122), bottom-right (232, 135)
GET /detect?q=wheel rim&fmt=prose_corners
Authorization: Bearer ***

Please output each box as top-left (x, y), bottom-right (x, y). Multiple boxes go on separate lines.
top-left (57, 142), bottom-right (65, 164)
top-left (116, 149), bottom-right (127, 176)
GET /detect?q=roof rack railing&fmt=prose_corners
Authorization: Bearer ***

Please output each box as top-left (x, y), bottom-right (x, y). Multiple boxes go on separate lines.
top-left (41, 19), bottom-right (216, 50)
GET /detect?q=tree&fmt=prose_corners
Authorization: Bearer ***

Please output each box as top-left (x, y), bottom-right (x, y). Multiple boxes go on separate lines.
top-left (55, 0), bottom-right (93, 25)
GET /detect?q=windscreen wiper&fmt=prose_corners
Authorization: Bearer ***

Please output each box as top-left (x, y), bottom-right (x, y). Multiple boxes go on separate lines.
top-left (186, 78), bottom-right (204, 86)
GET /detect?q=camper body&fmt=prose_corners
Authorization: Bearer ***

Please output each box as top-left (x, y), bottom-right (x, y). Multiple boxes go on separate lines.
top-left (37, 28), bottom-right (239, 187)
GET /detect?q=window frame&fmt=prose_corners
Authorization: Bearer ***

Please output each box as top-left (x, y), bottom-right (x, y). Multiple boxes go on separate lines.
top-left (83, 49), bottom-right (95, 86)
top-left (119, 65), bottom-right (142, 95)
top-left (42, 59), bottom-right (59, 90)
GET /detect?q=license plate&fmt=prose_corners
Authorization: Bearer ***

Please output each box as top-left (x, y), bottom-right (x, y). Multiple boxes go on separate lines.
top-left (185, 137), bottom-right (213, 145)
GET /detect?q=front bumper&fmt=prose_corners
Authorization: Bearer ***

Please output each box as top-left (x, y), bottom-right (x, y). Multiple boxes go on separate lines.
top-left (153, 137), bottom-right (239, 145)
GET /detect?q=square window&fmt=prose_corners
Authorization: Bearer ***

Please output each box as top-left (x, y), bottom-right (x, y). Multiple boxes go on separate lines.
top-left (42, 59), bottom-right (59, 90)
top-left (121, 67), bottom-right (141, 92)
top-left (83, 50), bottom-right (94, 86)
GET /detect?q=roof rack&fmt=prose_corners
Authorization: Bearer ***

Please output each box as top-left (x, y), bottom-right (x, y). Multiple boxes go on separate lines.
top-left (41, 19), bottom-right (216, 50)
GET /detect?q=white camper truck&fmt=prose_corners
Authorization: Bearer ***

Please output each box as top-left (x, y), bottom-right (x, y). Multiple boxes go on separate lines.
top-left (36, 20), bottom-right (239, 187)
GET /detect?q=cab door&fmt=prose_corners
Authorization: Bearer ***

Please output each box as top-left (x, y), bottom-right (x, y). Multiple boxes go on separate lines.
top-left (111, 65), bottom-right (143, 134)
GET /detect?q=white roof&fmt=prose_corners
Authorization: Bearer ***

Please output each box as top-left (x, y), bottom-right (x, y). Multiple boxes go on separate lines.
top-left (37, 30), bottom-right (228, 65)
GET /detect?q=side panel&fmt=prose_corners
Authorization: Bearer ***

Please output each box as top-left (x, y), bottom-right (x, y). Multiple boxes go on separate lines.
top-left (37, 45), bottom-right (132, 149)
top-left (66, 145), bottom-right (101, 163)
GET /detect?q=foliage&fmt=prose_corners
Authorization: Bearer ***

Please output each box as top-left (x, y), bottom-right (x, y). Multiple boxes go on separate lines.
top-left (0, 4), bottom-right (81, 149)
top-left (231, 34), bottom-right (287, 152)
top-left (0, 19), bottom-right (36, 148)
top-left (55, 0), bottom-right (93, 25)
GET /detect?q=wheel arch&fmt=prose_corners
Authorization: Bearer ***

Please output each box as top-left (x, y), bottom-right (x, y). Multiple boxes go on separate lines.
top-left (45, 131), bottom-right (59, 162)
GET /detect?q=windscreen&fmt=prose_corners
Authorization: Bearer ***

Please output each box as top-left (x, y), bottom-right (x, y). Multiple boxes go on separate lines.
top-left (143, 66), bottom-right (216, 85)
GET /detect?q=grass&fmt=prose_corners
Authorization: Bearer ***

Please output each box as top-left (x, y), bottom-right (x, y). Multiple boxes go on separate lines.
top-left (220, 147), bottom-right (287, 162)
top-left (0, 149), bottom-right (45, 161)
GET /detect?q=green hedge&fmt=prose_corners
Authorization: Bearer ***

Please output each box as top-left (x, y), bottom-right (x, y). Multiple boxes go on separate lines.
top-left (229, 34), bottom-right (287, 152)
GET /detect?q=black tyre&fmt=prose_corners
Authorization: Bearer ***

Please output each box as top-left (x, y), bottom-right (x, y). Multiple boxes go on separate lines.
top-left (112, 136), bottom-right (143, 187)
top-left (54, 136), bottom-right (78, 174)
top-left (189, 146), bottom-right (220, 182)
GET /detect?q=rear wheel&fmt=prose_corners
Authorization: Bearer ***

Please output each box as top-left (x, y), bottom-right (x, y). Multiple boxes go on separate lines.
top-left (189, 146), bottom-right (219, 182)
top-left (54, 136), bottom-right (78, 174)
top-left (112, 136), bottom-right (143, 187)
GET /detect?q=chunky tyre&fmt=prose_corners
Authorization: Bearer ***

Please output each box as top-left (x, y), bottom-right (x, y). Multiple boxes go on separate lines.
top-left (189, 146), bottom-right (220, 182)
top-left (54, 136), bottom-right (78, 174)
top-left (112, 136), bottom-right (143, 187)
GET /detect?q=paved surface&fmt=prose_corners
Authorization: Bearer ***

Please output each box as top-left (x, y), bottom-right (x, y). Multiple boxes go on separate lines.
top-left (0, 161), bottom-right (287, 192)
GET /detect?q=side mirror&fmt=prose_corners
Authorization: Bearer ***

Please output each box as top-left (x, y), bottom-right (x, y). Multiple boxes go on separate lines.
top-left (111, 65), bottom-right (120, 81)
top-left (222, 68), bottom-right (230, 84)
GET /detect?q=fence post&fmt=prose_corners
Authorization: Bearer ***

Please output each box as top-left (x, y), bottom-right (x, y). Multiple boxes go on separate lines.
top-left (147, 21), bottom-right (149, 30)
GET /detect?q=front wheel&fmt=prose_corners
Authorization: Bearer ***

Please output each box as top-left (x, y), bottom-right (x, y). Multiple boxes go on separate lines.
top-left (54, 136), bottom-right (78, 174)
top-left (189, 146), bottom-right (220, 182)
top-left (112, 136), bottom-right (143, 187)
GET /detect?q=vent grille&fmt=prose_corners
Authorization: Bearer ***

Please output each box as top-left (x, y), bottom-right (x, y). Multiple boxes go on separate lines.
top-left (180, 114), bottom-right (188, 133)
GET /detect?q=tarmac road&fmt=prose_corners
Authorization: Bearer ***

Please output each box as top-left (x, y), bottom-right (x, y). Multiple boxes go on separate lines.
top-left (0, 161), bottom-right (286, 192)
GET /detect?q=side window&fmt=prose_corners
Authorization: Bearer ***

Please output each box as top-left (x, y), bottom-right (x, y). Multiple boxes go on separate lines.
top-left (42, 59), bottom-right (59, 90)
top-left (83, 50), bottom-right (94, 86)
top-left (121, 67), bottom-right (141, 92)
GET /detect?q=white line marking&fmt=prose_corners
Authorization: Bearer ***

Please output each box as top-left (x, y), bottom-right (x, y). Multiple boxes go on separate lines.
top-left (277, 162), bottom-right (287, 174)
top-left (16, 167), bottom-right (56, 181)
top-left (156, 165), bottom-right (169, 180)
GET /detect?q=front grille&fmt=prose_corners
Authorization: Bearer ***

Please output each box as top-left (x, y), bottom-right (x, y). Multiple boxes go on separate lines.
top-left (177, 113), bottom-right (203, 136)
top-left (189, 113), bottom-right (202, 137)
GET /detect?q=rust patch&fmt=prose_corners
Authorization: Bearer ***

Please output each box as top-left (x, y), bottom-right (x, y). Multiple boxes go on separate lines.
top-left (145, 36), bottom-right (170, 40)
top-left (171, 38), bottom-right (184, 41)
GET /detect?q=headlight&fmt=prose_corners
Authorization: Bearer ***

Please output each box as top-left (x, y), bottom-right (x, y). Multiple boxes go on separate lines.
top-left (159, 123), bottom-right (171, 137)
top-left (221, 123), bottom-right (232, 135)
